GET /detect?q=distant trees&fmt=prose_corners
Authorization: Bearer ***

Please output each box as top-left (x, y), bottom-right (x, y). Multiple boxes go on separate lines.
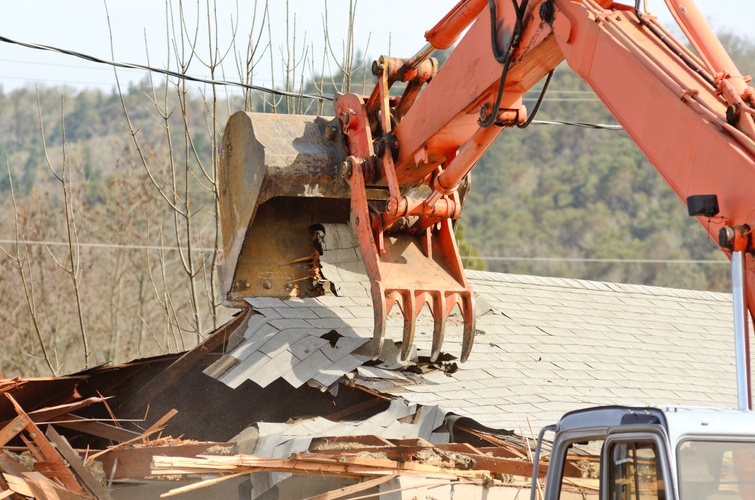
top-left (0, 4), bottom-right (751, 378)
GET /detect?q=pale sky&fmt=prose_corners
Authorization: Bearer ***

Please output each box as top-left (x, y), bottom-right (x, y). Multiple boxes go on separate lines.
top-left (0, 1), bottom-right (751, 93)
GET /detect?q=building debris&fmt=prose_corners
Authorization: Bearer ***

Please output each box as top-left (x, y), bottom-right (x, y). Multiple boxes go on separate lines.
top-left (0, 269), bottom-right (745, 498)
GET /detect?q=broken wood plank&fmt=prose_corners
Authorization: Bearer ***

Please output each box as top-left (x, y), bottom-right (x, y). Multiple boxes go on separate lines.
top-left (5, 395), bottom-right (83, 494)
top-left (3, 474), bottom-right (31, 497)
top-left (141, 409), bottom-right (178, 443)
top-left (0, 418), bottom-right (27, 449)
top-left (0, 451), bottom-right (28, 477)
top-left (84, 408), bottom-right (179, 467)
top-left (27, 398), bottom-right (108, 424)
top-left (22, 471), bottom-right (88, 500)
top-left (288, 452), bottom-right (486, 476)
top-left (48, 414), bottom-right (142, 443)
top-left (97, 443), bottom-right (230, 480)
top-left (151, 454), bottom-right (473, 480)
top-left (45, 426), bottom-right (113, 500)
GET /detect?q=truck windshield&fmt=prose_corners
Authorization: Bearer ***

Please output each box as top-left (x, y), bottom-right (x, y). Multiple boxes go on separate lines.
top-left (678, 441), bottom-right (755, 499)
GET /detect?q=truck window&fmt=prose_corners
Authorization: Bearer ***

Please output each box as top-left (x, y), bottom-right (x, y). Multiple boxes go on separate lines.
top-left (609, 441), bottom-right (665, 500)
top-left (559, 439), bottom-right (603, 499)
top-left (678, 440), bottom-right (755, 499)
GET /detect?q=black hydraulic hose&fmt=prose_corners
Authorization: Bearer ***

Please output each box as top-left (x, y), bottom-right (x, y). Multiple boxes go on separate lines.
top-left (633, 0), bottom-right (716, 88)
top-left (518, 69), bottom-right (554, 128)
top-left (479, 0), bottom-right (528, 128)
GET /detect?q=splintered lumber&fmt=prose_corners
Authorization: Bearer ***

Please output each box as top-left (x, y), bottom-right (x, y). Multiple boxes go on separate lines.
top-left (4, 395), bottom-right (83, 494)
top-left (45, 426), bottom-right (113, 500)
top-left (21, 471), bottom-right (89, 500)
top-left (46, 414), bottom-right (142, 443)
top-left (97, 442), bottom-right (231, 480)
top-left (308, 441), bottom-right (545, 478)
top-left (151, 453), bottom-right (489, 480)
top-left (85, 408), bottom-right (179, 466)
top-left (141, 409), bottom-right (178, 442)
top-left (3, 474), bottom-right (32, 497)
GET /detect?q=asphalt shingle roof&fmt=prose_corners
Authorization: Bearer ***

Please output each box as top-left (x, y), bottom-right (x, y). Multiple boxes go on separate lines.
top-left (206, 223), bottom-right (744, 431)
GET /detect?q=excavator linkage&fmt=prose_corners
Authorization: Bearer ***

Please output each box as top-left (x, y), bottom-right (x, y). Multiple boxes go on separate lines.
top-left (218, 105), bottom-right (475, 362)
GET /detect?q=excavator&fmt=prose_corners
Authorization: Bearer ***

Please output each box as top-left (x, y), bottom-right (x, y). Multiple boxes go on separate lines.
top-left (218, 1), bottom-right (755, 496)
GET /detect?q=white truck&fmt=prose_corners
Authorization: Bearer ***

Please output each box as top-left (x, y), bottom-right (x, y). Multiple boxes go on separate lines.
top-left (532, 406), bottom-right (755, 499)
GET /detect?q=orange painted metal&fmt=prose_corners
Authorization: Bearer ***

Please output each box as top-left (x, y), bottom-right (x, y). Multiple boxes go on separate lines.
top-left (663, 0), bottom-right (755, 138)
top-left (424, 0), bottom-right (489, 50)
top-left (336, 82), bottom-right (475, 360)
top-left (344, 154), bottom-right (475, 362)
top-left (219, 0), bottom-right (755, 364)
top-left (542, 0), bottom-right (755, 320)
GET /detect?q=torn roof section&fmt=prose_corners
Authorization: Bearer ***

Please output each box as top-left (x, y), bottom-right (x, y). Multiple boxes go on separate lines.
top-left (205, 222), bottom-right (742, 431)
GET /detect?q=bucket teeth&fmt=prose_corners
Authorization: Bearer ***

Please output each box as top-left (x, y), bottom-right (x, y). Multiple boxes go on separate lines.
top-left (370, 288), bottom-right (476, 363)
top-left (397, 292), bottom-right (417, 362)
top-left (430, 293), bottom-right (447, 362)
top-left (371, 283), bottom-right (387, 360)
top-left (460, 293), bottom-right (476, 362)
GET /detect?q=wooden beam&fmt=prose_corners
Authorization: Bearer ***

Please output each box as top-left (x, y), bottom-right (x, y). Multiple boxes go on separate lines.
top-left (310, 435), bottom-right (394, 450)
top-left (5, 394), bottom-right (83, 494)
top-left (48, 414), bottom-right (142, 443)
top-left (97, 443), bottom-right (231, 480)
top-left (0, 418), bottom-right (27, 449)
top-left (45, 426), bottom-right (114, 500)
top-left (325, 397), bottom-right (386, 421)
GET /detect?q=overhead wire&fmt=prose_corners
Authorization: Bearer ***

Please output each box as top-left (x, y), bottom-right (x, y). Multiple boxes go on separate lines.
top-left (0, 33), bottom-right (332, 102)
top-left (0, 33), bottom-right (625, 130)
top-left (0, 239), bottom-right (724, 264)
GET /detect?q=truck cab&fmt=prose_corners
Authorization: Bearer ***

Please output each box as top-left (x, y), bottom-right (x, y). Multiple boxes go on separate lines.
top-left (534, 406), bottom-right (755, 500)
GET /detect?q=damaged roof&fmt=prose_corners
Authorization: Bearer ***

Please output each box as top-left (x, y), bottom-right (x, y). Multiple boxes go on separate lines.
top-left (0, 262), bottom-right (740, 498)
top-left (204, 223), bottom-right (740, 430)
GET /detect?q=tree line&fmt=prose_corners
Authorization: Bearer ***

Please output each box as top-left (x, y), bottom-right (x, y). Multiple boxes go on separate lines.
top-left (0, 8), bottom-right (751, 377)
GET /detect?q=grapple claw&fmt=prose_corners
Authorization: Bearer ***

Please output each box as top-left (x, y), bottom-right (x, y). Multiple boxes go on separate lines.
top-left (397, 291), bottom-right (418, 361)
top-left (460, 293), bottom-right (476, 362)
top-left (430, 292), bottom-right (447, 362)
top-left (371, 283), bottom-right (387, 360)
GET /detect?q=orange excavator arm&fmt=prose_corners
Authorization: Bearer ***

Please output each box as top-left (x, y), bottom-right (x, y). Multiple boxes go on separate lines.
top-left (218, 0), bottom-right (755, 364)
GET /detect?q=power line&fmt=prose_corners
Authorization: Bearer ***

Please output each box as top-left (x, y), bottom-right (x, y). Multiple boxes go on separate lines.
top-left (0, 33), bottom-right (332, 102)
top-left (0, 239), bottom-right (213, 253)
top-left (530, 119), bottom-right (622, 130)
top-left (0, 239), bottom-right (725, 264)
top-left (464, 256), bottom-right (727, 264)
top-left (0, 34), bottom-right (627, 133)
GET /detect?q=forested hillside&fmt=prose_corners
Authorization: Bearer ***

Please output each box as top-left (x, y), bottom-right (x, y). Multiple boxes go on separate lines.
top-left (0, 27), bottom-right (751, 377)
top-left (464, 32), bottom-right (754, 291)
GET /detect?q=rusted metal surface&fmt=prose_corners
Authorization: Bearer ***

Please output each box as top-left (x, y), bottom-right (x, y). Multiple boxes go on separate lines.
top-left (218, 111), bottom-right (349, 304)
top-left (217, 99), bottom-right (475, 361)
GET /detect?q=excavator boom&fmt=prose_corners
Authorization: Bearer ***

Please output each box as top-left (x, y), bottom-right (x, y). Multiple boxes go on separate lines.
top-left (218, 0), bottom-right (755, 364)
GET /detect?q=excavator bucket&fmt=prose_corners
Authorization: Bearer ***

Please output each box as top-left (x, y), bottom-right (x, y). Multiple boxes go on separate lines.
top-left (218, 111), bottom-right (350, 302)
top-left (218, 110), bottom-right (475, 362)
